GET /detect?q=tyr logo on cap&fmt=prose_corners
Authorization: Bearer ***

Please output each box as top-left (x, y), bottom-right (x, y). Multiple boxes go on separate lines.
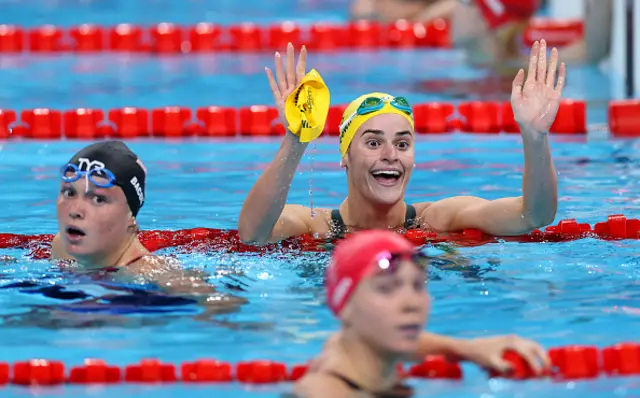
top-left (77, 158), bottom-right (106, 171)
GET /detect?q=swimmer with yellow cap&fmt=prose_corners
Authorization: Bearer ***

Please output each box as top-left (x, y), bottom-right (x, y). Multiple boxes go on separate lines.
top-left (239, 41), bottom-right (566, 244)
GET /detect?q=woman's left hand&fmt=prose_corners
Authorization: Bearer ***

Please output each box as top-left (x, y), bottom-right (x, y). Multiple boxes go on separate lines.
top-left (511, 39), bottom-right (566, 136)
top-left (460, 334), bottom-right (551, 376)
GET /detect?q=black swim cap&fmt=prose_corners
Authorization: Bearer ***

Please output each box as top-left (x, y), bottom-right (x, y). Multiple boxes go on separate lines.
top-left (67, 140), bottom-right (146, 217)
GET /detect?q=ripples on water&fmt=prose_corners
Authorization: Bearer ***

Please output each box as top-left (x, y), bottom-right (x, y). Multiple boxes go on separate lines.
top-left (0, 231), bottom-right (639, 397)
top-left (1, 136), bottom-right (640, 397)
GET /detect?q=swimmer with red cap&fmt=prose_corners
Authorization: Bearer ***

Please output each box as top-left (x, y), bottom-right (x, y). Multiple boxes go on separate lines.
top-left (239, 39), bottom-right (565, 243)
top-left (291, 230), bottom-right (550, 397)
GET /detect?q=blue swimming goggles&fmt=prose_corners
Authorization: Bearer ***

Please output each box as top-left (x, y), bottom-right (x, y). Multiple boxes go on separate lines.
top-left (339, 95), bottom-right (413, 132)
top-left (60, 163), bottom-right (117, 188)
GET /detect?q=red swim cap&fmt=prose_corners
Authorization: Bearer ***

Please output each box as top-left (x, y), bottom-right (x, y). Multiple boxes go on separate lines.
top-left (474, 0), bottom-right (539, 29)
top-left (325, 230), bottom-right (416, 315)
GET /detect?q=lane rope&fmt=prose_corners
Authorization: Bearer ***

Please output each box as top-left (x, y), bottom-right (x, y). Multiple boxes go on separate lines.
top-left (3, 215), bottom-right (639, 260)
top-left (3, 99), bottom-right (638, 139)
top-left (0, 343), bottom-right (639, 385)
top-left (0, 18), bottom-right (584, 54)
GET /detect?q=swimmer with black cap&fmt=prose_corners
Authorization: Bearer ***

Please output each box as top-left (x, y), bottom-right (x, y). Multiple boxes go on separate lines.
top-left (51, 141), bottom-right (247, 315)
top-left (239, 40), bottom-right (565, 244)
top-left (51, 140), bottom-right (151, 268)
top-left (290, 230), bottom-right (550, 397)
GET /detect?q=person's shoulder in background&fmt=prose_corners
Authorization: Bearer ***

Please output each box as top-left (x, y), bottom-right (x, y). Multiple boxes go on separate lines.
top-left (349, 0), bottom-right (376, 20)
top-left (560, 0), bottom-right (613, 65)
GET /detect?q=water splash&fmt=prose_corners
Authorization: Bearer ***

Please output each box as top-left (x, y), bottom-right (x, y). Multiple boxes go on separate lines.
top-left (308, 142), bottom-right (316, 218)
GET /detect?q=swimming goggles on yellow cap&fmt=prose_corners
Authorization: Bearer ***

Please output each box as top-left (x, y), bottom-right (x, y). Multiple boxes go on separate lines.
top-left (339, 95), bottom-right (413, 134)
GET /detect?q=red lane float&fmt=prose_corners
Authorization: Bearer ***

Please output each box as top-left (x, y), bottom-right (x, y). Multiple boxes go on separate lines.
top-left (229, 23), bottom-right (262, 51)
top-left (523, 18), bottom-right (584, 48)
top-left (307, 23), bottom-right (343, 51)
top-left (0, 99), bottom-right (588, 139)
top-left (550, 99), bottom-right (586, 134)
top-left (268, 21), bottom-right (301, 51)
top-left (0, 18), bottom-right (584, 54)
top-left (0, 20), bottom-right (451, 53)
top-left (28, 25), bottom-right (65, 52)
top-left (110, 24), bottom-right (144, 52)
top-left (325, 104), bottom-right (348, 136)
top-left (0, 25), bottom-right (24, 52)
top-left (609, 99), bottom-right (640, 137)
top-left (1, 215), bottom-right (639, 261)
top-left (2, 343), bottom-right (640, 386)
top-left (414, 102), bottom-right (456, 133)
top-left (458, 102), bottom-right (501, 133)
top-left (69, 359), bottom-right (120, 384)
top-left (454, 100), bottom-right (586, 135)
top-left (0, 110), bottom-right (16, 138)
top-left (189, 23), bottom-right (222, 52)
top-left (70, 24), bottom-right (104, 52)
top-left (150, 23), bottom-right (183, 53)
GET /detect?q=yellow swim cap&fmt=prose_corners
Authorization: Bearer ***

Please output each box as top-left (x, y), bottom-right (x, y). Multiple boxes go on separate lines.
top-left (284, 69), bottom-right (330, 143)
top-left (338, 92), bottom-right (414, 158)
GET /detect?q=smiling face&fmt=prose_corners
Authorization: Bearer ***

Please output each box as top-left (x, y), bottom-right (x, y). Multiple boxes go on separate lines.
top-left (56, 177), bottom-right (134, 262)
top-left (342, 113), bottom-right (415, 206)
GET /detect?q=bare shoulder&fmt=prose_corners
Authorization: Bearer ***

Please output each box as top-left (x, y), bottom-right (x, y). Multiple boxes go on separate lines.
top-left (125, 253), bottom-right (200, 281)
top-left (416, 196), bottom-right (485, 213)
top-left (130, 255), bottom-right (216, 283)
top-left (292, 373), bottom-right (356, 398)
top-left (410, 201), bottom-right (434, 229)
top-left (411, 201), bottom-right (431, 215)
top-left (427, 196), bottom-right (488, 210)
top-left (284, 204), bottom-right (333, 234)
top-left (123, 253), bottom-right (184, 279)
top-left (307, 207), bottom-right (333, 234)
top-left (50, 233), bottom-right (74, 261)
top-left (127, 254), bottom-right (180, 274)
top-left (413, 196), bottom-right (487, 230)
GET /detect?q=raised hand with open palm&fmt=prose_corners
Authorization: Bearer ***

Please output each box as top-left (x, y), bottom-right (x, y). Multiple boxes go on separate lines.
top-left (511, 39), bottom-right (566, 136)
top-left (265, 43), bottom-right (308, 133)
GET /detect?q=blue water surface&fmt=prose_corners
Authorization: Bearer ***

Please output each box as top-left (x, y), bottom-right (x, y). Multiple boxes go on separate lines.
top-left (0, 0), bottom-right (639, 397)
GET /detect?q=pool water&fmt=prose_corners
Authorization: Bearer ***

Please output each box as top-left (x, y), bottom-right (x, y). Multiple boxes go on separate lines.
top-left (1, 1), bottom-right (640, 397)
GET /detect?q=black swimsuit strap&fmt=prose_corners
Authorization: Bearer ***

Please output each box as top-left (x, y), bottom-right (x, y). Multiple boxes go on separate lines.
top-left (330, 209), bottom-right (347, 238)
top-left (326, 370), bottom-right (362, 390)
top-left (325, 371), bottom-right (414, 398)
top-left (404, 204), bottom-right (417, 229)
top-left (330, 205), bottom-right (418, 238)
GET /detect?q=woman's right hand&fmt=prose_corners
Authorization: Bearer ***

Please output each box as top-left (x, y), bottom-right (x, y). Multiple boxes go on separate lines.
top-left (265, 42), bottom-right (307, 131)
